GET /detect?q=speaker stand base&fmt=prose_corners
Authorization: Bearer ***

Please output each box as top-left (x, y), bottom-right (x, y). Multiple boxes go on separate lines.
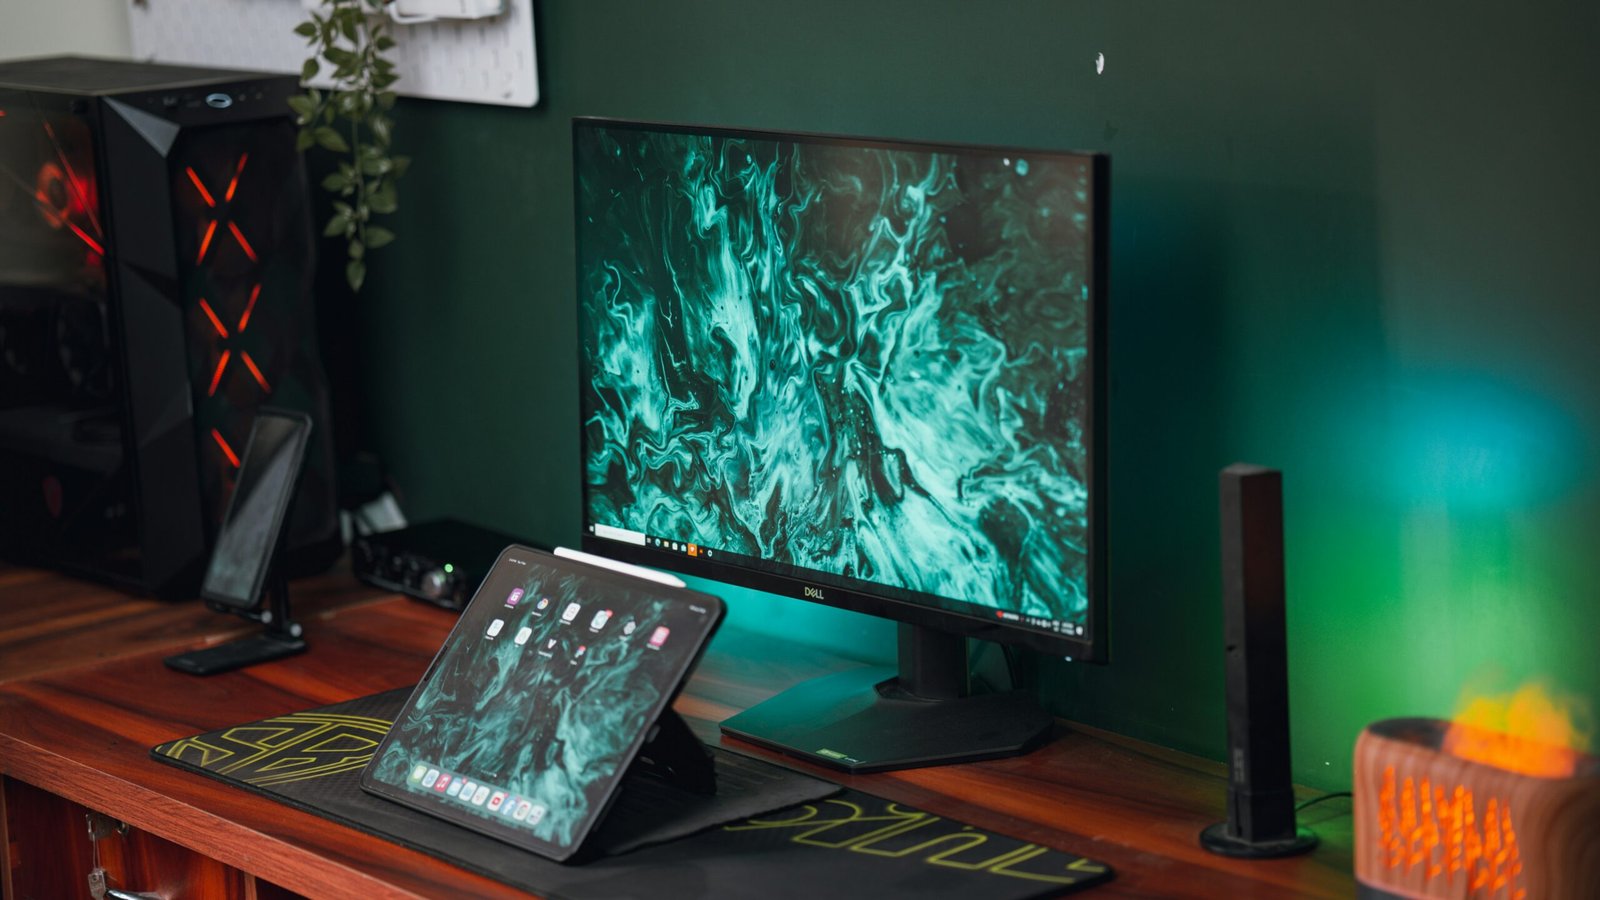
top-left (1198, 822), bottom-right (1318, 859)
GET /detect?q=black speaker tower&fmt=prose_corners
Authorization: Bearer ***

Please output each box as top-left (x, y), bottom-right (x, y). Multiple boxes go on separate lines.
top-left (1199, 464), bottom-right (1318, 858)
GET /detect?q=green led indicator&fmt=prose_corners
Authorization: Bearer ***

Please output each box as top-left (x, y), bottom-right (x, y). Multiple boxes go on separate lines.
top-left (444, 563), bottom-right (454, 573)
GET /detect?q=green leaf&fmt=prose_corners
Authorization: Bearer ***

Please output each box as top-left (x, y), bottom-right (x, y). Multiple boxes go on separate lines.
top-left (375, 35), bottom-right (396, 51)
top-left (349, 239), bottom-right (365, 260)
top-left (333, 201), bottom-right (354, 216)
top-left (359, 155), bottom-right (385, 176)
top-left (293, 21), bottom-right (317, 38)
top-left (367, 184), bottom-right (398, 214)
top-left (377, 91), bottom-right (397, 110)
top-left (295, 129), bottom-right (317, 152)
top-left (324, 47), bottom-right (355, 66)
top-left (299, 58), bottom-right (320, 82)
top-left (314, 126), bottom-right (350, 153)
top-left (346, 259), bottom-right (366, 292)
top-left (324, 212), bottom-right (351, 238)
top-left (321, 171), bottom-right (351, 192)
top-left (338, 14), bottom-right (358, 43)
top-left (391, 155), bottom-right (412, 177)
top-left (287, 94), bottom-right (316, 116)
top-left (372, 72), bottom-right (398, 90)
top-left (370, 116), bottom-right (391, 146)
top-left (365, 226), bottom-right (395, 249)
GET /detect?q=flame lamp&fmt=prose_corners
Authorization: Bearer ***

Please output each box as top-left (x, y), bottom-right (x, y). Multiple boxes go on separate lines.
top-left (1355, 717), bottom-right (1600, 900)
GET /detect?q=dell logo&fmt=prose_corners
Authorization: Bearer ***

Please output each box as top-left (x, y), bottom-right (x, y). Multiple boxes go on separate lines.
top-left (803, 586), bottom-right (825, 600)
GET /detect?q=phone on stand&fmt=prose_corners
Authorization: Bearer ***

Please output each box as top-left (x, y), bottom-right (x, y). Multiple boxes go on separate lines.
top-left (165, 409), bottom-right (313, 675)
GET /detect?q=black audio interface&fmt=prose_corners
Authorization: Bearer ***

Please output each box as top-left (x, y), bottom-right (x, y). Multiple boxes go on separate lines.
top-left (352, 519), bottom-right (532, 610)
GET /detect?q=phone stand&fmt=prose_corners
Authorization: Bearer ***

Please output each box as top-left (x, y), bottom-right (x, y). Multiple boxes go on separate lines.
top-left (164, 564), bottom-right (306, 676)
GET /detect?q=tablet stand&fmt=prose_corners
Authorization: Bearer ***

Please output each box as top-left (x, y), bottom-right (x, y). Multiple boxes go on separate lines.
top-left (630, 708), bottom-right (716, 795)
top-left (164, 561), bottom-right (306, 676)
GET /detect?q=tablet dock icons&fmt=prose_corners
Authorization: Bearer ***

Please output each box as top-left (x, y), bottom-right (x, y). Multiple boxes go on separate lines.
top-left (414, 759), bottom-right (550, 833)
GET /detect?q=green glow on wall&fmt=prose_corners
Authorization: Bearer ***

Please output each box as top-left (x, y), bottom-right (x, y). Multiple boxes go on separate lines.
top-left (1387, 373), bottom-right (1584, 510)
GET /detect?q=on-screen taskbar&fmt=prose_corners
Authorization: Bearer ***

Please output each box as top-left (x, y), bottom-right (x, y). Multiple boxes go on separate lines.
top-left (586, 523), bottom-right (1085, 641)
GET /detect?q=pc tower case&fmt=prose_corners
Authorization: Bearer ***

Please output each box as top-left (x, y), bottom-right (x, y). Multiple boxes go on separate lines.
top-left (0, 56), bottom-right (338, 596)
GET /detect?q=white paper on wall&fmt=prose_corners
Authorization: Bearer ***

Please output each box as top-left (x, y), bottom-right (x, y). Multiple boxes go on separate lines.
top-left (127, 0), bottom-right (539, 108)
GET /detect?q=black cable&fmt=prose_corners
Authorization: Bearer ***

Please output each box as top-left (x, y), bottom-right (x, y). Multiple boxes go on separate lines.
top-left (1295, 790), bottom-right (1352, 812)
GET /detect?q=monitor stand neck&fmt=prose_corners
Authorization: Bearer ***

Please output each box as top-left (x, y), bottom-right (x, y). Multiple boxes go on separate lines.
top-left (893, 623), bottom-right (969, 700)
top-left (720, 623), bottom-right (1054, 773)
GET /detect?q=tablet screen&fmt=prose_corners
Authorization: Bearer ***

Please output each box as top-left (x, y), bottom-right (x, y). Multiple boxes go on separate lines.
top-left (361, 547), bottom-right (724, 860)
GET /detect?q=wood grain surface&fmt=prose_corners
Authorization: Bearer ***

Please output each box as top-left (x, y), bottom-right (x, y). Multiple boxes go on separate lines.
top-left (0, 565), bottom-right (1354, 898)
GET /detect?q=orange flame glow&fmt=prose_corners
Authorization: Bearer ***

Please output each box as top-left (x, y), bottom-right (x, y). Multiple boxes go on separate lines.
top-left (1376, 766), bottom-right (1525, 896)
top-left (1443, 681), bottom-right (1591, 779)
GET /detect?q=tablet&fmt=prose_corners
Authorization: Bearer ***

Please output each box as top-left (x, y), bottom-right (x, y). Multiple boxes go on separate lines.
top-left (360, 546), bottom-right (725, 861)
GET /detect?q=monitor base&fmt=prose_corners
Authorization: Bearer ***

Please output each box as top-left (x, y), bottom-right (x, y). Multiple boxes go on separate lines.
top-left (720, 666), bottom-right (1054, 773)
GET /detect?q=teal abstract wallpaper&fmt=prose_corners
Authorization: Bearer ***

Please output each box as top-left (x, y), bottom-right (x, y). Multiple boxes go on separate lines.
top-left (326, 0), bottom-right (1600, 791)
top-left (575, 122), bottom-right (1095, 627)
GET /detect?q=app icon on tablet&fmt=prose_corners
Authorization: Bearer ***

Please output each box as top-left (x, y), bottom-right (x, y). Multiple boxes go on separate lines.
top-left (561, 602), bottom-right (581, 623)
top-left (472, 786), bottom-right (490, 805)
top-left (505, 588), bottom-right (524, 609)
top-left (422, 768), bottom-right (440, 788)
top-left (409, 763), bottom-right (427, 783)
top-left (535, 596), bottom-right (551, 614)
top-left (649, 626), bottom-right (670, 649)
top-left (527, 803), bottom-right (547, 825)
top-left (434, 774), bottom-right (452, 793)
top-left (489, 791), bottom-right (506, 812)
top-left (487, 618), bottom-right (505, 638)
top-left (514, 626), bottom-right (533, 645)
top-left (589, 609), bottom-right (612, 630)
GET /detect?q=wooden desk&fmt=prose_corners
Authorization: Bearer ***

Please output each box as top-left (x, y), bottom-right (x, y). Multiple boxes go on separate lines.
top-left (0, 566), bottom-right (1354, 898)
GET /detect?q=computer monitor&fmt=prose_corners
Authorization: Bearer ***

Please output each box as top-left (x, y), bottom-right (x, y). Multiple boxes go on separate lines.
top-left (574, 118), bottom-right (1107, 772)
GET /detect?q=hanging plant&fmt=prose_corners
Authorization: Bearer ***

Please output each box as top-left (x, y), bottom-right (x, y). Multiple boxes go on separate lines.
top-left (289, 0), bottom-right (410, 291)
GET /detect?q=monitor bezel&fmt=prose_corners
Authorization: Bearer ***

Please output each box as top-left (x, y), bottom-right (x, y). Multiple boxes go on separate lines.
top-left (572, 116), bottom-right (1108, 663)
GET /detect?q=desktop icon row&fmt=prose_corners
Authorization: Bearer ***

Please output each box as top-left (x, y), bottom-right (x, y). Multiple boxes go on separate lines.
top-left (408, 762), bottom-right (548, 827)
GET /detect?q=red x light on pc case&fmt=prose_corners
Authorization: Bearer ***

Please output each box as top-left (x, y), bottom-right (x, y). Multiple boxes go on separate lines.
top-left (0, 56), bottom-right (338, 595)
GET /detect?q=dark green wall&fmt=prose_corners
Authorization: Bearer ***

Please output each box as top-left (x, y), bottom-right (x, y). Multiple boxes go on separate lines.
top-left (329, 1), bottom-right (1600, 791)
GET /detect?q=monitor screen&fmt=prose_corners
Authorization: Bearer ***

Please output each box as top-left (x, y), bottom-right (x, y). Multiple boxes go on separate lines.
top-left (575, 119), bottom-right (1105, 659)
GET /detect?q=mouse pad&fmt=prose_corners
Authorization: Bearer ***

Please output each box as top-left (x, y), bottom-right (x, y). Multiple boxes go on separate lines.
top-left (151, 689), bottom-right (1112, 898)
